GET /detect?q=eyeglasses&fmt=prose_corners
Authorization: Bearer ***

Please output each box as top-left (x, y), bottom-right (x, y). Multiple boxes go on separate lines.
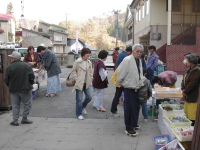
top-left (135, 51), bottom-right (143, 54)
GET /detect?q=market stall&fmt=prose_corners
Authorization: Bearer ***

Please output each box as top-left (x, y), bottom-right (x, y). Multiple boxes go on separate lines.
top-left (151, 87), bottom-right (193, 150)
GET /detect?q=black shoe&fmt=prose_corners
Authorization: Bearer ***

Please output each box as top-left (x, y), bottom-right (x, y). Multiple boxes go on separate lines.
top-left (125, 130), bottom-right (138, 137)
top-left (10, 121), bottom-right (19, 126)
top-left (21, 119), bottom-right (33, 124)
top-left (133, 125), bottom-right (140, 130)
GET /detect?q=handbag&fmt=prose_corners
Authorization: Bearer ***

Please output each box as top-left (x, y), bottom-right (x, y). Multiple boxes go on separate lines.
top-left (110, 69), bottom-right (120, 87)
top-left (66, 71), bottom-right (76, 87)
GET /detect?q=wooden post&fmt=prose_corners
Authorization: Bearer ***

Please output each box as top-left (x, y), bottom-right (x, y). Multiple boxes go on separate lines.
top-left (0, 48), bottom-right (14, 110)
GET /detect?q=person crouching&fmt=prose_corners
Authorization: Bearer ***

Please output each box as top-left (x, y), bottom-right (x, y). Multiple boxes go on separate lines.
top-left (93, 50), bottom-right (109, 112)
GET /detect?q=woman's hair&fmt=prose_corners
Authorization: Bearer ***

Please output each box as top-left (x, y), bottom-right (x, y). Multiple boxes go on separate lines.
top-left (81, 47), bottom-right (91, 57)
top-left (37, 46), bottom-right (46, 53)
top-left (132, 44), bottom-right (144, 51)
top-left (27, 46), bottom-right (34, 53)
top-left (185, 53), bottom-right (198, 64)
top-left (152, 76), bottom-right (161, 84)
top-left (98, 50), bottom-right (108, 59)
top-left (115, 47), bottom-right (119, 50)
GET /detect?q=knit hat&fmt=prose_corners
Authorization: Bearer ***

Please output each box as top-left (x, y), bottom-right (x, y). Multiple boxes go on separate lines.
top-left (98, 50), bottom-right (108, 59)
top-left (8, 51), bottom-right (21, 59)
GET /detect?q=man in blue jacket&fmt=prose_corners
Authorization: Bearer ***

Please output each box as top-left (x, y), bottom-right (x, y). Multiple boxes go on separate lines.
top-left (4, 51), bottom-right (35, 126)
top-left (110, 46), bottom-right (132, 117)
top-left (146, 45), bottom-right (158, 86)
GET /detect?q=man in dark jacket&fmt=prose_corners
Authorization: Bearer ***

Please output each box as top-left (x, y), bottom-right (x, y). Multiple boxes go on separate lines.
top-left (110, 46), bottom-right (132, 117)
top-left (4, 51), bottom-right (35, 126)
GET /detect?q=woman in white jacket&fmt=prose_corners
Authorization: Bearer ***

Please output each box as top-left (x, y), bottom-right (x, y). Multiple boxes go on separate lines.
top-left (117, 44), bottom-right (144, 137)
top-left (72, 48), bottom-right (93, 120)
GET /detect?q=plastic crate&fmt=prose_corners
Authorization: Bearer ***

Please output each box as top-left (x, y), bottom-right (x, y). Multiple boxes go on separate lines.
top-left (32, 91), bottom-right (36, 99)
top-left (159, 104), bottom-right (184, 118)
top-left (152, 134), bottom-right (172, 150)
top-left (147, 104), bottom-right (157, 116)
top-left (171, 127), bottom-right (194, 142)
top-left (157, 65), bottom-right (165, 72)
top-left (164, 115), bottom-right (192, 127)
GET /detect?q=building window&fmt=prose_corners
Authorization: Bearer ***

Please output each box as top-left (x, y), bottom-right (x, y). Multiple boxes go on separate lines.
top-left (142, 5), bottom-right (145, 18)
top-left (54, 36), bottom-right (62, 41)
top-left (172, 0), bottom-right (181, 12)
top-left (192, 0), bottom-right (200, 13)
top-left (54, 46), bottom-right (60, 53)
top-left (139, 9), bottom-right (141, 21)
top-left (146, 0), bottom-right (149, 15)
top-left (38, 28), bottom-right (43, 32)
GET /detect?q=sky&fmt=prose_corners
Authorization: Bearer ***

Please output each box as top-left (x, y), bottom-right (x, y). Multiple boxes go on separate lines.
top-left (0, 0), bottom-right (132, 24)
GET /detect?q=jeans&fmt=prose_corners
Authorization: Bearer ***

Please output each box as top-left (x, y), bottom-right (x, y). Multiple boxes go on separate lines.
top-left (124, 88), bottom-right (140, 129)
top-left (140, 103), bottom-right (148, 119)
top-left (110, 87), bottom-right (124, 113)
top-left (146, 68), bottom-right (154, 86)
top-left (75, 83), bottom-right (92, 117)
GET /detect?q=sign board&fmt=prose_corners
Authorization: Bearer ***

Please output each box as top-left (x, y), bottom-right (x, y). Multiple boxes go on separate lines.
top-left (0, 54), bottom-right (3, 73)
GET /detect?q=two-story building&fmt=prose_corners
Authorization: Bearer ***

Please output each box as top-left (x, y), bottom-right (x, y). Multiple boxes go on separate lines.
top-left (0, 14), bottom-right (15, 43)
top-left (129, 0), bottom-right (200, 74)
top-left (124, 5), bottom-right (134, 47)
top-left (17, 19), bottom-right (68, 53)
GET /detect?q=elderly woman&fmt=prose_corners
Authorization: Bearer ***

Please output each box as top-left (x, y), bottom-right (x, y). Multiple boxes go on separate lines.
top-left (117, 44), bottom-right (144, 137)
top-left (181, 53), bottom-right (200, 126)
top-left (24, 46), bottom-right (40, 68)
top-left (72, 48), bottom-right (93, 120)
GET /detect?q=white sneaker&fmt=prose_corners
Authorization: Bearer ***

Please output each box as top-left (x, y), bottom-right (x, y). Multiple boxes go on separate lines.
top-left (144, 119), bottom-right (148, 124)
top-left (78, 115), bottom-right (84, 120)
top-left (110, 112), bottom-right (120, 117)
top-left (82, 108), bottom-right (87, 115)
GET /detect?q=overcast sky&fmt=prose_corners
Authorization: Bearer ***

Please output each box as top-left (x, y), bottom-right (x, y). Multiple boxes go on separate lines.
top-left (0, 0), bottom-right (131, 24)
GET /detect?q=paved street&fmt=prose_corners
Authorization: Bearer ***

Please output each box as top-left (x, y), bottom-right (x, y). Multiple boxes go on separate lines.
top-left (0, 67), bottom-right (183, 150)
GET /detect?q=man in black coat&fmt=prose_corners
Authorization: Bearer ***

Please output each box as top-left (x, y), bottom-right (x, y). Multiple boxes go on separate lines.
top-left (4, 51), bottom-right (35, 126)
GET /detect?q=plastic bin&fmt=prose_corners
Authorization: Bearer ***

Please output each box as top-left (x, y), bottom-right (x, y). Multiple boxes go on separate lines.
top-left (152, 134), bottom-right (172, 150)
top-left (164, 115), bottom-right (192, 127)
top-left (154, 71), bottom-right (158, 76)
top-left (171, 126), bottom-right (194, 141)
top-left (32, 91), bottom-right (36, 99)
top-left (159, 104), bottom-right (184, 118)
top-left (147, 104), bottom-right (157, 116)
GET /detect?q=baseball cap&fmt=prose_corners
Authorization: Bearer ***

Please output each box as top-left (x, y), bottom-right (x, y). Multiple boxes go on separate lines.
top-left (8, 51), bottom-right (21, 59)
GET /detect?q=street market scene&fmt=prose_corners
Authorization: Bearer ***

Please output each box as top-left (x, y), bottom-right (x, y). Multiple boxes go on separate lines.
top-left (0, 0), bottom-right (200, 150)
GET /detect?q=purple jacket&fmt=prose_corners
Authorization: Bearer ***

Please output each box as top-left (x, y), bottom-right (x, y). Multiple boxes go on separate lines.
top-left (158, 71), bottom-right (177, 86)
top-left (146, 52), bottom-right (159, 70)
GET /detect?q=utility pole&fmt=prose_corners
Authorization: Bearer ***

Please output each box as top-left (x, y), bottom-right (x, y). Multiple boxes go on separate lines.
top-left (113, 10), bottom-right (120, 47)
top-left (65, 13), bottom-right (69, 32)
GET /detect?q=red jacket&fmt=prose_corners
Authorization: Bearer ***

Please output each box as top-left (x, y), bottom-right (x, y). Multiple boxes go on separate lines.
top-left (112, 50), bottom-right (119, 63)
top-left (23, 52), bottom-right (40, 68)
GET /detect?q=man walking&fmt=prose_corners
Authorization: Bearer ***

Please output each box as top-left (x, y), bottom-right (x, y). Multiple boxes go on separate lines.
top-left (117, 44), bottom-right (144, 136)
top-left (110, 46), bottom-right (132, 117)
top-left (4, 51), bottom-right (35, 126)
top-left (146, 45), bottom-right (158, 86)
top-left (112, 47), bottom-right (119, 70)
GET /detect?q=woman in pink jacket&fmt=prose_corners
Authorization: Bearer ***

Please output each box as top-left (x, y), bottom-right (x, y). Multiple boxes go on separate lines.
top-left (152, 71), bottom-right (177, 87)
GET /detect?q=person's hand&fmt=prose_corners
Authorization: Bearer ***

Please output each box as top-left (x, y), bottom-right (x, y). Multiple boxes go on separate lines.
top-left (28, 62), bottom-right (34, 66)
top-left (106, 70), bottom-right (108, 73)
top-left (35, 69), bottom-right (40, 73)
top-left (182, 92), bottom-right (186, 97)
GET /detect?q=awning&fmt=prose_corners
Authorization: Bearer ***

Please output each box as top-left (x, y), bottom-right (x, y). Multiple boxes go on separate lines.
top-left (0, 29), bottom-right (4, 33)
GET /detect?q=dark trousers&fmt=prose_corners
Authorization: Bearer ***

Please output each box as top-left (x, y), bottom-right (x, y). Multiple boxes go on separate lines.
top-left (124, 88), bottom-right (140, 129)
top-left (146, 68), bottom-right (154, 86)
top-left (110, 87), bottom-right (124, 113)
